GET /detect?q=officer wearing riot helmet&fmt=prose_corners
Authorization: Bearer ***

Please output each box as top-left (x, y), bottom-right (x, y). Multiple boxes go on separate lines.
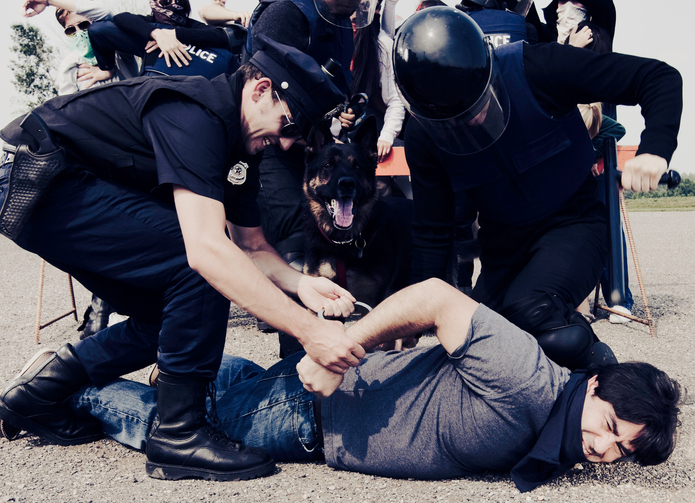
top-left (394, 7), bottom-right (681, 369)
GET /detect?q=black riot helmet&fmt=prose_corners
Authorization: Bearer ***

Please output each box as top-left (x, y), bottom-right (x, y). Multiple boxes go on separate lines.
top-left (393, 6), bottom-right (510, 154)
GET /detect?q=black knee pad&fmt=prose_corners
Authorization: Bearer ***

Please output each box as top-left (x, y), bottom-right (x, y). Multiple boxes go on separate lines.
top-left (535, 315), bottom-right (617, 370)
top-left (500, 293), bottom-right (568, 335)
top-left (535, 323), bottom-right (595, 370)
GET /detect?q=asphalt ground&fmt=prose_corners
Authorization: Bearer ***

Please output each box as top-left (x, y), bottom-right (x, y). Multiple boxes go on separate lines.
top-left (1, 210), bottom-right (694, 503)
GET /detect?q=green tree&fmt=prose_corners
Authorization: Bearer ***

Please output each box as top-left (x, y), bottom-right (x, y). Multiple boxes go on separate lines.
top-left (623, 174), bottom-right (695, 199)
top-left (672, 177), bottom-right (695, 197)
top-left (10, 23), bottom-right (58, 110)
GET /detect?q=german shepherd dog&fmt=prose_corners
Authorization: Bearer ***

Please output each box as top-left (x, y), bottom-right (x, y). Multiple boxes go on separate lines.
top-left (302, 116), bottom-right (412, 310)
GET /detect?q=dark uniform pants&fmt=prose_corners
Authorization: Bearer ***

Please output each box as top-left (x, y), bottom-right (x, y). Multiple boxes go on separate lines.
top-left (471, 191), bottom-right (608, 327)
top-left (14, 170), bottom-right (230, 386)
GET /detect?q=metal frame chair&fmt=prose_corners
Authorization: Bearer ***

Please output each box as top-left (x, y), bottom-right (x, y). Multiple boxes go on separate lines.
top-left (34, 259), bottom-right (78, 344)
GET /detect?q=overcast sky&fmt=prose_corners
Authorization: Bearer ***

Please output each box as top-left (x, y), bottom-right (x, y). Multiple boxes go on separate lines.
top-left (1, 0), bottom-right (691, 173)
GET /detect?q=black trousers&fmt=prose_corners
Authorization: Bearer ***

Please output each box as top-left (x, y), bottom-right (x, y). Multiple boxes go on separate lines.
top-left (471, 191), bottom-right (607, 327)
top-left (14, 171), bottom-right (230, 386)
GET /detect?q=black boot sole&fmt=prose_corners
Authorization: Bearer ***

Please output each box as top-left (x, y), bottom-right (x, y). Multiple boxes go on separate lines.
top-left (145, 458), bottom-right (276, 481)
top-left (0, 400), bottom-right (103, 446)
top-left (0, 419), bottom-right (21, 440)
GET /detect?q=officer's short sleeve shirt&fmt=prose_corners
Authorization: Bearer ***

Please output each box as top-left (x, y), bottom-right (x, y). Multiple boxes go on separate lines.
top-left (142, 94), bottom-right (261, 227)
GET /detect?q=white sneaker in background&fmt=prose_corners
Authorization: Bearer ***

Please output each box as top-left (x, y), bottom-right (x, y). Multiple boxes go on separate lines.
top-left (609, 305), bottom-right (632, 324)
top-left (107, 312), bottom-right (129, 326)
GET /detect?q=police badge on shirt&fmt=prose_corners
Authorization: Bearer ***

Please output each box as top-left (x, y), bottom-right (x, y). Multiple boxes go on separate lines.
top-left (227, 160), bottom-right (248, 185)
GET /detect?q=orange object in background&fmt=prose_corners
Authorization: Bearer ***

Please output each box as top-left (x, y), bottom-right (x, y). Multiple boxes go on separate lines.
top-left (376, 146), bottom-right (410, 176)
top-left (595, 145), bottom-right (638, 175)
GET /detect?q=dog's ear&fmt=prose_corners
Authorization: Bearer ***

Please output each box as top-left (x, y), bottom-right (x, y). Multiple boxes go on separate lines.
top-left (305, 120), bottom-right (334, 163)
top-left (354, 115), bottom-right (378, 166)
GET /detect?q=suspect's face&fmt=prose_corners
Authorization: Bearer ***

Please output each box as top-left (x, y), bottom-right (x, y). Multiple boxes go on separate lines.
top-left (580, 376), bottom-right (644, 463)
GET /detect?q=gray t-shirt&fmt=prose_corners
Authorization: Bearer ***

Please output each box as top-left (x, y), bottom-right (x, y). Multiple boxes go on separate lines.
top-left (321, 305), bottom-right (571, 479)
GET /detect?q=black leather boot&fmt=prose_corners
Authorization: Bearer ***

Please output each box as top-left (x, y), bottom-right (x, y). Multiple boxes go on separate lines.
top-left (0, 344), bottom-right (103, 445)
top-left (79, 295), bottom-right (114, 340)
top-left (145, 370), bottom-right (275, 481)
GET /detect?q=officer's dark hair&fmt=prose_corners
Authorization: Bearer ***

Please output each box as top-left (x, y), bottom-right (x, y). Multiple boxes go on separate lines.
top-left (564, 20), bottom-right (612, 53)
top-left (590, 362), bottom-right (684, 466)
top-left (237, 62), bottom-right (287, 104)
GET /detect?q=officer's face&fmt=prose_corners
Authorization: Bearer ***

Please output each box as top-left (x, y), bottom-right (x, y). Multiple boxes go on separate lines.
top-left (580, 376), bottom-right (643, 463)
top-left (242, 80), bottom-right (300, 155)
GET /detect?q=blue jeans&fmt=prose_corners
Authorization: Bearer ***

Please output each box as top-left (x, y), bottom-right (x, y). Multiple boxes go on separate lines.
top-left (70, 352), bottom-right (324, 462)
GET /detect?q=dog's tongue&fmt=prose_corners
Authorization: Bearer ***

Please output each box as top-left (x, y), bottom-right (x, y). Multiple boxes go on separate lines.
top-left (331, 198), bottom-right (354, 228)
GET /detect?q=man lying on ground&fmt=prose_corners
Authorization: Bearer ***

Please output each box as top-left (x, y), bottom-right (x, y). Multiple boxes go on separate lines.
top-left (3, 279), bottom-right (684, 491)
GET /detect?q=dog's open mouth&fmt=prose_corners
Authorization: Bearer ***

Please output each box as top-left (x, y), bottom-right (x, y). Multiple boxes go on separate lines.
top-left (326, 198), bottom-right (355, 230)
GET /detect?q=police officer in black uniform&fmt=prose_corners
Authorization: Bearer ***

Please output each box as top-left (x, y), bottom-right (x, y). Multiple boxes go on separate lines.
top-left (0, 36), bottom-right (364, 481)
top-left (393, 7), bottom-right (681, 370)
top-left (447, 0), bottom-right (532, 294)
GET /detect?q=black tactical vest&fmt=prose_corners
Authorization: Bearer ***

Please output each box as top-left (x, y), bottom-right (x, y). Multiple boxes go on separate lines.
top-left (1, 73), bottom-right (244, 192)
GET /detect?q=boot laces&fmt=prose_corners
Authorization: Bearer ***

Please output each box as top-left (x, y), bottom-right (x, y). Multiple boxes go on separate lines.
top-left (204, 381), bottom-right (243, 449)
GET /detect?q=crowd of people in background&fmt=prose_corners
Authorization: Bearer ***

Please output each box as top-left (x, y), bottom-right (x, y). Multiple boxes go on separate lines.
top-left (22, 0), bottom-right (638, 325)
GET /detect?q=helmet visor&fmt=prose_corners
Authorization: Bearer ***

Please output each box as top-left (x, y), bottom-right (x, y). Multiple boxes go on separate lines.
top-left (314, 0), bottom-right (376, 28)
top-left (407, 62), bottom-right (510, 155)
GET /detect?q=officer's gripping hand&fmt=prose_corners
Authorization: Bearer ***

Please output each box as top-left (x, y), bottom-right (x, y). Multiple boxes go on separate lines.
top-left (297, 354), bottom-right (345, 398)
top-left (621, 153), bottom-right (668, 192)
top-left (297, 275), bottom-right (355, 318)
top-left (301, 319), bottom-right (365, 374)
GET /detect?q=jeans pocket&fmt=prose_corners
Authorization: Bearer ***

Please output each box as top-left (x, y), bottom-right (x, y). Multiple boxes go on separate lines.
top-left (296, 399), bottom-right (321, 457)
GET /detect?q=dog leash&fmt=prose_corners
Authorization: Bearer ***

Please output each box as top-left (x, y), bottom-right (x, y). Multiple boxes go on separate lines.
top-left (337, 93), bottom-right (369, 144)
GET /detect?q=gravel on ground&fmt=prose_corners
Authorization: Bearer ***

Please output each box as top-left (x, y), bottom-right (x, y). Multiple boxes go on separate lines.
top-left (1, 211), bottom-right (694, 503)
